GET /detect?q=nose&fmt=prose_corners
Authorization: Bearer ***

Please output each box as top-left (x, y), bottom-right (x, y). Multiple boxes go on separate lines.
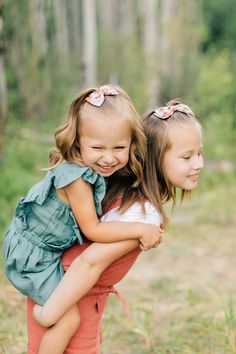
top-left (193, 155), bottom-right (204, 170)
top-left (102, 150), bottom-right (115, 164)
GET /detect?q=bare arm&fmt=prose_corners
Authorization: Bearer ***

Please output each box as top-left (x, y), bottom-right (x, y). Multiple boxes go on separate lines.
top-left (32, 194), bottom-right (163, 327)
top-left (64, 178), bottom-right (163, 247)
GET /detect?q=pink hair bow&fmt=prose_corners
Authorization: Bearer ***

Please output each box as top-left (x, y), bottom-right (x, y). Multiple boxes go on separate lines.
top-left (153, 103), bottom-right (194, 119)
top-left (85, 85), bottom-right (119, 107)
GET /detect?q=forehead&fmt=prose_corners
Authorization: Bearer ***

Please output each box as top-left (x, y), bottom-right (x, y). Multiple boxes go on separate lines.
top-left (80, 114), bottom-right (132, 142)
top-left (81, 96), bottom-right (131, 118)
top-left (81, 100), bottom-right (130, 122)
top-left (167, 122), bottom-right (202, 150)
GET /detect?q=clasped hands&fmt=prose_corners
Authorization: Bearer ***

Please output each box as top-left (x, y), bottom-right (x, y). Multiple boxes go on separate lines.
top-left (139, 223), bottom-right (164, 251)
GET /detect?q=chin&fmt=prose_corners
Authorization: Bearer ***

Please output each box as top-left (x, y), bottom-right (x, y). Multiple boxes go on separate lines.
top-left (186, 183), bottom-right (198, 191)
top-left (100, 172), bottom-right (114, 177)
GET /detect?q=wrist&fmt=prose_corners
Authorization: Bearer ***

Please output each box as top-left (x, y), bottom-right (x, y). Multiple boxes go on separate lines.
top-left (135, 222), bottom-right (147, 239)
top-left (128, 222), bottom-right (144, 239)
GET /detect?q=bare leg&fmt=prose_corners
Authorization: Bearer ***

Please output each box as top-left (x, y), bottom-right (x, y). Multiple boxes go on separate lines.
top-left (37, 305), bottom-right (80, 354)
top-left (33, 240), bottom-right (139, 327)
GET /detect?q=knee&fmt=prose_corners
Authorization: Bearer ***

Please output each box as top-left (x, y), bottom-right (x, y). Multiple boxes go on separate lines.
top-left (33, 304), bottom-right (52, 328)
top-left (78, 248), bottom-right (112, 272)
top-left (79, 253), bottom-right (101, 271)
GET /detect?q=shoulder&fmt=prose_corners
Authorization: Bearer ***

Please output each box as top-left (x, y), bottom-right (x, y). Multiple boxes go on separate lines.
top-left (52, 161), bottom-right (104, 189)
top-left (53, 161), bottom-right (88, 177)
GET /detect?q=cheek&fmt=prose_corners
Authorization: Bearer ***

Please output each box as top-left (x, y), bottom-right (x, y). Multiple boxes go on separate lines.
top-left (80, 148), bottom-right (93, 162)
top-left (164, 159), bottom-right (186, 185)
top-left (79, 147), bottom-right (86, 159)
top-left (118, 149), bottom-right (130, 162)
top-left (163, 155), bottom-right (174, 178)
top-left (166, 169), bottom-right (179, 186)
top-left (124, 151), bottom-right (131, 164)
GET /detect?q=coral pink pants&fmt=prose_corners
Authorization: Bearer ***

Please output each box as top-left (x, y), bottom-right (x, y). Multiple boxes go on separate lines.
top-left (27, 201), bottom-right (141, 353)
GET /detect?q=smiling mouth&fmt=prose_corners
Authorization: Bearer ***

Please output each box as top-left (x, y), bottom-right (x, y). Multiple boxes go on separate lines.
top-left (188, 174), bottom-right (199, 181)
top-left (97, 164), bottom-right (116, 171)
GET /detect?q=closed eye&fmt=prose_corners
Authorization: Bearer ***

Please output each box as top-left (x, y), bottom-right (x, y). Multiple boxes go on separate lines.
top-left (115, 146), bottom-right (126, 150)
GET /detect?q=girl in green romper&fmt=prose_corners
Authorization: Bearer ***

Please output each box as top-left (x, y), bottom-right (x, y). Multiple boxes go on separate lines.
top-left (4, 85), bottom-right (163, 354)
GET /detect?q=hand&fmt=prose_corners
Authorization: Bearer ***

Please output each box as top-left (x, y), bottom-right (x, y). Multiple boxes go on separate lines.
top-left (139, 223), bottom-right (164, 251)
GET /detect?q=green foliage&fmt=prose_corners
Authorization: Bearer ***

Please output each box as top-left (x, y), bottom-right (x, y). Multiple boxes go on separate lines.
top-left (0, 128), bottom-right (50, 236)
top-left (4, 0), bottom-right (83, 127)
top-left (201, 0), bottom-right (236, 52)
top-left (3, 0), bottom-right (236, 130)
top-left (190, 49), bottom-right (236, 165)
top-left (97, 23), bottom-right (146, 113)
top-left (199, 0), bottom-right (236, 132)
top-left (193, 50), bottom-right (233, 120)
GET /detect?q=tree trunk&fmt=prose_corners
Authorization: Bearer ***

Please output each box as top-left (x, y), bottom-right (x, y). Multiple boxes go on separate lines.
top-left (0, 0), bottom-right (7, 163)
top-left (68, 0), bottom-right (81, 55)
top-left (82, 0), bottom-right (97, 87)
top-left (159, 0), bottom-right (173, 76)
top-left (141, 0), bottom-right (160, 108)
top-left (52, 0), bottom-right (70, 73)
top-left (29, 0), bottom-right (48, 62)
top-left (159, 0), bottom-right (200, 98)
top-left (98, 0), bottom-right (118, 83)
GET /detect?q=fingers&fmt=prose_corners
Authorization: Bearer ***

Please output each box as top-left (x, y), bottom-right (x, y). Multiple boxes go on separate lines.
top-left (140, 235), bottom-right (163, 251)
top-left (140, 244), bottom-right (150, 251)
top-left (153, 235), bottom-right (163, 247)
top-left (139, 224), bottom-right (165, 251)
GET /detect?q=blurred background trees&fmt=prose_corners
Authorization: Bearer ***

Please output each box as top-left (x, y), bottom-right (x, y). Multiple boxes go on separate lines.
top-left (0, 0), bottom-right (7, 162)
top-left (0, 1), bottom-right (201, 126)
top-left (1, 0), bottom-right (236, 132)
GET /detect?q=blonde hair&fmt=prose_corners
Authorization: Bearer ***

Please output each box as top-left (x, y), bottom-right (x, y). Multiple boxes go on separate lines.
top-left (142, 99), bottom-right (201, 224)
top-left (49, 85), bottom-right (146, 188)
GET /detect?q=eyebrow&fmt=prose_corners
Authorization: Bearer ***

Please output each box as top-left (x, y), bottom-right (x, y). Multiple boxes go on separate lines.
top-left (179, 147), bottom-right (203, 154)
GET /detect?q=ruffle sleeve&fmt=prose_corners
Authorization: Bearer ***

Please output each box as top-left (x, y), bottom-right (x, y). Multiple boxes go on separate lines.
top-left (52, 161), bottom-right (106, 215)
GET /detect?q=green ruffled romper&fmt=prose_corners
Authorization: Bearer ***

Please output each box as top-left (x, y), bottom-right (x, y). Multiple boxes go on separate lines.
top-left (3, 161), bottom-right (106, 305)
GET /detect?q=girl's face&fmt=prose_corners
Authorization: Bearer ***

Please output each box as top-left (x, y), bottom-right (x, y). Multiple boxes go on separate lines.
top-left (79, 114), bottom-right (132, 176)
top-left (163, 123), bottom-right (204, 190)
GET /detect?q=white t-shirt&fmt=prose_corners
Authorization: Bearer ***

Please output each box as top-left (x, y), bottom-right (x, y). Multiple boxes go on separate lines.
top-left (100, 201), bottom-right (162, 226)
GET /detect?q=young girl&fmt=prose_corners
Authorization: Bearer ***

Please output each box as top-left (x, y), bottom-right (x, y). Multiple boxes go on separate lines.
top-left (27, 99), bottom-right (204, 353)
top-left (3, 85), bottom-right (163, 354)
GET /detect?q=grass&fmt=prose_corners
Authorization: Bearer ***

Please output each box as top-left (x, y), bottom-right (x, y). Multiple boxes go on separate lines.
top-left (100, 182), bottom-right (236, 354)
top-left (0, 128), bottom-right (236, 353)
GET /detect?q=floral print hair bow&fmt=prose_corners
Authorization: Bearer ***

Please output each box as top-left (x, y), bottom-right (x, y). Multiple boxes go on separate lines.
top-left (153, 103), bottom-right (194, 120)
top-left (85, 85), bottom-right (119, 107)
